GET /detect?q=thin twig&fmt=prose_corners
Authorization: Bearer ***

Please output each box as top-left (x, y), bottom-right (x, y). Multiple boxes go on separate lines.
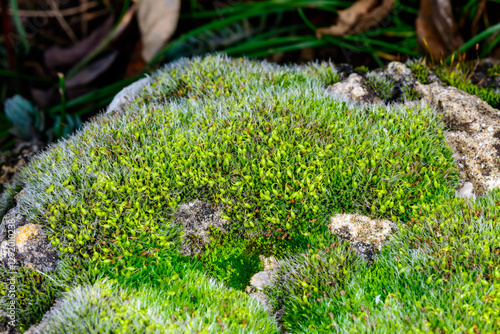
top-left (80, 0), bottom-right (89, 36)
top-left (1, 1), bottom-right (99, 17)
top-left (49, 0), bottom-right (79, 44)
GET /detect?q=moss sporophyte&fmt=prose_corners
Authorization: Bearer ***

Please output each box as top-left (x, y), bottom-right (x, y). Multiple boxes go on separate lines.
top-left (1, 55), bottom-right (499, 333)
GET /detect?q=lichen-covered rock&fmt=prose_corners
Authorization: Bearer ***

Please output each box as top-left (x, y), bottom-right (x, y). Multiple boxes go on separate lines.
top-left (328, 213), bottom-right (395, 263)
top-left (326, 73), bottom-right (382, 104)
top-left (415, 81), bottom-right (498, 132)
top-left (0, 223), bottom-right (59, 272)
top-left (0, 206), bottom-right (27, 244)
top-left (248, 256), bottom-right (283, 323)
top-left (170, 199), bottom-right (230, 256)
top-left (415, 81), bottom-right (500, 195)
top-left (385, 61), bottom-right (416, 87)
top-left (249, 256), bottom-right (281, 291)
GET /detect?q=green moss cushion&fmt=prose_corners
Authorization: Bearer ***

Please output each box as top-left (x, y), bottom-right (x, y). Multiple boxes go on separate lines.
top-left (1, 55), bottom-right (499, 333)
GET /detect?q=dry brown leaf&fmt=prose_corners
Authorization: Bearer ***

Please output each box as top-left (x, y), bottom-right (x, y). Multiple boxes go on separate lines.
top-left (44, 15), bottom-right (114, 73)
top-left (65, 51), bottom-right (118, 89)
top-left (316, 0), bottom-right (394, 38)
top-left (416, 0), bottom-right (464, 61)
top-left (135, 0), bottom-right (181, 62)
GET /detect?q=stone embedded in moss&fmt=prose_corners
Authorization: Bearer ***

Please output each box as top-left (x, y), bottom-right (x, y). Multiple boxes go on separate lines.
top-left (170, 199), bottom-right (230, 256)
top-left (326, 73), bottom-right (382, 104)
top-left (415, 81), bottom-right (500, 195)
top-left (328, 213), bottom-right (395, 263)
top-left (249, 256), bottom-right (281, 291)
top-left (7, 223), bottom-right (58, 272)
top-left (0, 206), bottom-right (27, 244)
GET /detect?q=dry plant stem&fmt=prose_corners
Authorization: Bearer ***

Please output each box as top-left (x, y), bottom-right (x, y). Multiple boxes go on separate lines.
top-left (470, 0), bottom-right (486, 37)
top-left (80, 9), bottom-right (111, 22)
top-left (80, 0), bottom-right (89, 36)
top-left (49, 0), bottom-right (79, 44)
top-left (4, 1), bottom-right (99, 17)
top-left (66, 5), bottom-right (135, 79)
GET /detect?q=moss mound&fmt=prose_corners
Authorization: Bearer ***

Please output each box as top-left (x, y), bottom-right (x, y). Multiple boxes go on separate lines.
top-left (1, 55), bottom-right (499, 333)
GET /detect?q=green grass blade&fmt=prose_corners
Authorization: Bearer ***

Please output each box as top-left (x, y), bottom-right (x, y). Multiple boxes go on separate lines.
top-left (0, 69), bottom-right (52, 82)
top-left (46, 76), bottom-right (141, 114)
top-left (448, 22), bottom-right (500, 62)
top-left (244, 39), bottom-right (329, 58)
top-left (8, 0), bottom-right (29, 54)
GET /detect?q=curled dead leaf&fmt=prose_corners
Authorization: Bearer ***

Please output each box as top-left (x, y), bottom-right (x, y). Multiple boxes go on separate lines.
top-left (416, 0), bottom-right (463, 61)
top-left (135, 0), bottom-right (181, 62)
top-left (316, 0), bottom-right (394, 38)
top-left (44, 15), bottom-right (115, 73)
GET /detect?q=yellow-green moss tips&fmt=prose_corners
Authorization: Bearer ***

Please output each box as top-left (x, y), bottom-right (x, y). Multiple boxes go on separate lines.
top-left (1, 55), bottom-right (499, 333)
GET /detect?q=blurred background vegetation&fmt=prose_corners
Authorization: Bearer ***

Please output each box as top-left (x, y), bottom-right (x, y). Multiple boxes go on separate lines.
top-left (0, 0), bottom-right (499, 155)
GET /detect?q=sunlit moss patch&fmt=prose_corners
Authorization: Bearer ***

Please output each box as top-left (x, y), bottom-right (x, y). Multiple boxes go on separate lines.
top-left (1, 55), bottom-right (498, 333)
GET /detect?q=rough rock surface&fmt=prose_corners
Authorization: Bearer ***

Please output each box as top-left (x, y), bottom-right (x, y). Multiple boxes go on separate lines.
top-left (326, 73), bottom-right (382, 104)
top-left (0, 141), bottom-right (43, 193)
top-left (415, 81), bottom-right (500, 196)
top-left (385, 61), bottom-right (415, 85)
top-left (0, 223), bottom-right (58, 272)
top-left (326, 60), bottom-right (500, 198)
top-left (329, 213), bottom-right (396, 263)
top-left (0, 206), bottom-right (27, 244)
top-left (169, 199), bottom-right (231, 256)
top-left (248, 256), bottom-right (283, 325)
top-left (249, 256), bottom-right (281, 291)
top-left (106, 77), bottom-right (152, 114)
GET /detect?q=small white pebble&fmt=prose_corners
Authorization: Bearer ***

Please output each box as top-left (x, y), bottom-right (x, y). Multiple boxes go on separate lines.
top-left (487, 125), bottom-right (494, 132)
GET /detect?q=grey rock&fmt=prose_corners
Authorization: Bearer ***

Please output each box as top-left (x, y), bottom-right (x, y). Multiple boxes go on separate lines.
top-left (250, 271), bottom-right (272, 291)
top-left (106, 77), bottom-right (151, 115)
top-left (249, 256), bottom-right (281, 291)
top-left (0, 206), bottom-right (28, 244)
top-left (248, 256), bottom-right (283, 327)
top-left (0, 239), bottom-right (19, 269)
top-left (0, 224), bottom-right (59, 272)
top-left (456, 182), bottom-right (476, 200)
top-left (170, 199), bottom-right (230, 256)
top-left (329, 213), bottom-right (396, 263)
top-left (326, 73), bottom-right (382, 104)
top-left (385, 61), bottom-right (415, 87)
top-left (415, 81), bottom-right (500, 195)
top-left (249, 291), bottom-right (272, 312)
top-left (415, 82), bottom-right (497, 132)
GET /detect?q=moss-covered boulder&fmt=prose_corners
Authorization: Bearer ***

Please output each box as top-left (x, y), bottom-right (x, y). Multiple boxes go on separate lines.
top-left (1, 55), bottom-right (499, 333)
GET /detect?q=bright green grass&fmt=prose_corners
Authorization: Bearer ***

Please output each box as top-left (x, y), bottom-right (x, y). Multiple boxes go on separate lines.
top-left (0, 55), bottom-right (498, 333)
